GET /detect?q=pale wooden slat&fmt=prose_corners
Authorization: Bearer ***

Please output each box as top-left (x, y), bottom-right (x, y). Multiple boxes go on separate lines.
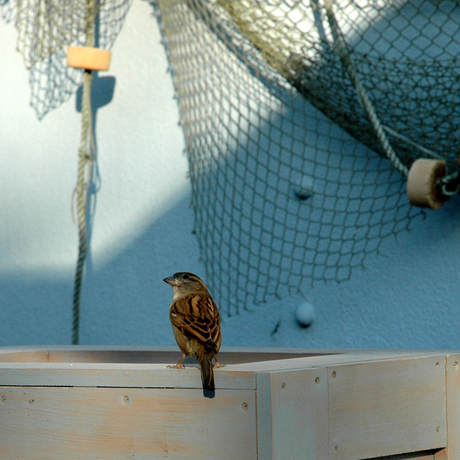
top-left (0, 345), bottom-right (333, 364)
top-left (328, 356), bottom-right (447, 459)
top-left (0, 386), bottom-right (256, 460)
top-left (0, 347), bottom-right (330, 365)
top-left (256, 372), bottom-right (273, 460)
top-left (0, 363), bottom-right (255, 390)
top-left (229, 350), bottom-right (450, 373)
top-left (0, 345), bottom-right (180, 357)
top-left (0, 346), bottom-right (457, 459)
top-left (0, 345), bottom-right (451, 374)
top-left (0, 348), bottom-right (442, 390)
top-left (269, 368), bottom-right (329, 460)
top-left (435, 354), bottom-right (460, 460)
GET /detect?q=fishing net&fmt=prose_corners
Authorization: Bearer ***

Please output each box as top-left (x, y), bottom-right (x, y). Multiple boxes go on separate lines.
top-left (156, 0), bottom-right (460, 315)
top-left (2, 0), bottom-right (132, 343)
top-left (2, 0), bottom-right (131, 119)
top-left (0, 0), bottom-right (15, 22)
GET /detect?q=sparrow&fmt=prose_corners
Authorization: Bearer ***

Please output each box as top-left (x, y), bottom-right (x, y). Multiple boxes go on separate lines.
top-left (163, 272), bottom-right (223, 392)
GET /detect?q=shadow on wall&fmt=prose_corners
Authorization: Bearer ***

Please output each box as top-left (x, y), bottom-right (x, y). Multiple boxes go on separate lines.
top-left (2, 190), bottom-right (460, 349)
top-left (155, 1), bottom-right (420, 316)
top-left (2, 1), bottom-right (460, 350)
top-left (76, 75), bottom-right (116, 116)
top-left (0, 194), bottom-right (202, 347)
top-left (148, 0), bottom-right (460, 350)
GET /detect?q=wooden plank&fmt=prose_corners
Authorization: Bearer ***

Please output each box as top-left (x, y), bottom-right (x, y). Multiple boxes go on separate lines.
top-left (0, 345), bottom-right (181, 358)
top-left (435, 354), bottom-right (460, 460)
top-left (2, 348), bottom-right (435, 391)
top-left (328, 356), bottom-right (447, 459)
top-left (0, 345), bottom-right (452, 358)
top-left (0, 348), bottom-right (442, 392)
top-left (0, 347), bottom-right (455, 459)
top-left (0, 363), bottom-right (254, 390)
top-left (229, 350), bottom-right (450, 373)
top-left (0, 386), bottom-right (256, 460)
top-left (256, 372), bottom-right (273, 460)
top-left (0, 347), bottom-right (331, 365)
top-left (258, 368), bottom-right (329, 460)
top-left (0, 346), bottom-right (451, 374)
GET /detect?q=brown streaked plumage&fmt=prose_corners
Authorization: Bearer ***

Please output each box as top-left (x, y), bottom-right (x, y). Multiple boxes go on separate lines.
top-left (163, 272), bottom-right (223, 392)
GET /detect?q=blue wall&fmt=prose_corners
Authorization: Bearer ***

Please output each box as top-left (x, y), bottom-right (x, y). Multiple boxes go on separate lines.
top-left (1, 0), bottom-right (460, 350)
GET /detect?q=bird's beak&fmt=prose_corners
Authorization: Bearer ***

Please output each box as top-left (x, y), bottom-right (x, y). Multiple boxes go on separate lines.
top-left (164, 276), bottom-right (179, 286)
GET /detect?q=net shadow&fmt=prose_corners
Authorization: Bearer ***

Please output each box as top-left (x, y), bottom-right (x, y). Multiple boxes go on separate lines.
top-left (153, 0), bottom-right (434, 315)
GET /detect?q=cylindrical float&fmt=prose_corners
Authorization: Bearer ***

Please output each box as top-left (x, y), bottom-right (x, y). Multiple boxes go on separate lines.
top-left (67, 46), bottom-right (112, 71)
top-left (406, 158), bottom-right (448, 210)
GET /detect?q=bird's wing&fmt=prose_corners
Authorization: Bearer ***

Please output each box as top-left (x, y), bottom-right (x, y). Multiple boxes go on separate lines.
top-left (170, 294), bottom-right (220, 354)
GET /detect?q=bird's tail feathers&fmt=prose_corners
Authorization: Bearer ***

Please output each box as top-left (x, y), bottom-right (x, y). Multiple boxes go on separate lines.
top-left (197, 353), bottom-right (215, 392)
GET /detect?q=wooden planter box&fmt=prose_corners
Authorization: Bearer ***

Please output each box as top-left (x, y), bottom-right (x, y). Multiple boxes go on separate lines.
top-left (0, 346), bottom-right (458, 459)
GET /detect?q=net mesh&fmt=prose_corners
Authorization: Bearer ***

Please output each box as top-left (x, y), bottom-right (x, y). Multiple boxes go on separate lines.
top-left (1, 0), bottom-right (132, 343)
top-left (156, 0), bottom-right (460, 315)
top-left (1, 0), bottom-right (131, 119)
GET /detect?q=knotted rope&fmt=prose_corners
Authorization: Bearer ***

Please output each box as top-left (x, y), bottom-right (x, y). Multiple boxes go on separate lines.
top-left (72, 0), bottom-right (97, 345)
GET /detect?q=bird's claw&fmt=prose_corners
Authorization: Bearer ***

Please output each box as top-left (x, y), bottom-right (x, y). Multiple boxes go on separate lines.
top-left (167, 364), bottom-right (185, 369)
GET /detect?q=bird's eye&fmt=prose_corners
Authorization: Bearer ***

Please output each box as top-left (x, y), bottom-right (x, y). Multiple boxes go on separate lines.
top-left (182, 274), bottom-right (190, 280)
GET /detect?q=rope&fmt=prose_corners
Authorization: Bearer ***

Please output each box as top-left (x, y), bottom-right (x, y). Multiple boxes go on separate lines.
top-left (323, 0), bottom-right (409, 177)
top-left (72, 0), bottom-right (97, 345)
top-left (439, 169), bottom-right (460, 197)
top-left (157, 0), bottom-right (424, 312)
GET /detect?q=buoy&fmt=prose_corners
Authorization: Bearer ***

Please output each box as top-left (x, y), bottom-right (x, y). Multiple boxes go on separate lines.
top-left (295, 302), bottom-right (315, 328)
top-left (406, 159), bottom-right (447, 210)
top-left (67, 46), bottom-right (112, 71)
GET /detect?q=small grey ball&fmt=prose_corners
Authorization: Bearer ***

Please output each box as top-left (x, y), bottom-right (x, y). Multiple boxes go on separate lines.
top-left (296, 302), bottom-right (315, 328)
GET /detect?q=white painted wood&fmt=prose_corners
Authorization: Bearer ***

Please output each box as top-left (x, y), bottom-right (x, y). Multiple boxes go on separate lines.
top-left (256, 372), bottom-right (273, 460)
top-left (229, 350), bottom-right (451, 373)
top-left (1, 347), bottom-right (443, 391)
top-left (328, 356), bottom-right (447, 459)
top-left (0, 362), bottom-right (255, 390)
top-left (0, 347), bottom-right (457, 459)
top-left (269, 368), bottom-right (329, 460)
top-left (0, 386), bottom-right (256, 460)
top-left (435, 354), bottom-right (460, 460)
